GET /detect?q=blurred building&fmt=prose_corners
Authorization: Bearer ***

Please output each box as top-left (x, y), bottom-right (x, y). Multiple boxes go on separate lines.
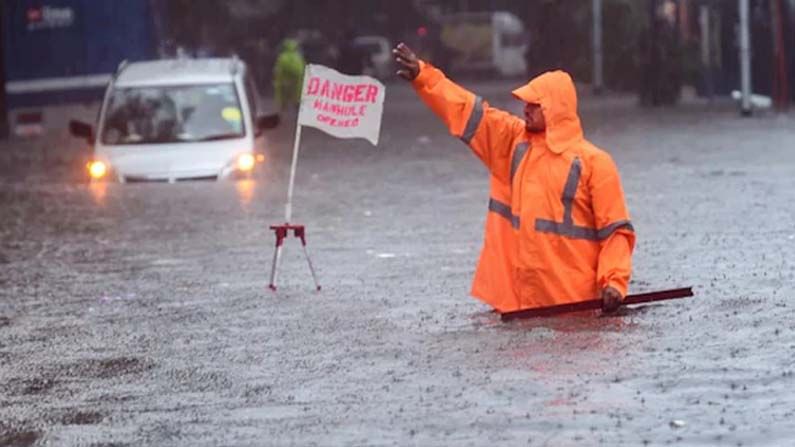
top-left (2, 0), bottom-right (793, 117)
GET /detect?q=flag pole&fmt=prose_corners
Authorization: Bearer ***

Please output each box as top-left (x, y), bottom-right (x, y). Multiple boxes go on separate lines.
top-left (270, 66), bottom-right (321, 292)
top-left (270, 113), bottom-right (301, 289)
top-left (285, 66), bottom-right (309, 223)
top-left (284, 122), bottom-right (302, 222)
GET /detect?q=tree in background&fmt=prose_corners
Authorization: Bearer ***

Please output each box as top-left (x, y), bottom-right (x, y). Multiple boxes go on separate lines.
top-left (602, 0), bottom-right (648, 92)
top-left (159, 0), bottom-right (235, 56)
top-left (522, 0), bottom-right (648, 92)
top-left (638, 0), bottom-right (684, 105)
top-left (525, 0), bottom-right (589, 80)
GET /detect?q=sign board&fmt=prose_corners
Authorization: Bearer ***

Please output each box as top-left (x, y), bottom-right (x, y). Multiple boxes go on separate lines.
top-left (26, 6), bottom-right (75, 31)
top-left (297, 64), bottom-right (385, 146)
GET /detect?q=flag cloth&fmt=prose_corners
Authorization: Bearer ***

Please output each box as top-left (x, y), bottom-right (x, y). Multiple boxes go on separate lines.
top-left (297, 64), bottom-right (385, 146)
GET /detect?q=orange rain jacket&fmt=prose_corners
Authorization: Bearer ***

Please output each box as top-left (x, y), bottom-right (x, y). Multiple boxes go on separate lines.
top-left (412, 62), bottom-right (635, 312)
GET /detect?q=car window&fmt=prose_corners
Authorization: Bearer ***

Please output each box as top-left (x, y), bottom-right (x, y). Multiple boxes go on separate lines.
top-left (501, 32), bottom-right (526, 48)
top-left (101, 83), bottom-right (245, 145)
top-left (354, 42), bottom-right (382, 56)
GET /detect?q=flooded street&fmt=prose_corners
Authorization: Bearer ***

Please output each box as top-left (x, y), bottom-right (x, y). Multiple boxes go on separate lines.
top-left (1, 82), bottom-right (795, 446)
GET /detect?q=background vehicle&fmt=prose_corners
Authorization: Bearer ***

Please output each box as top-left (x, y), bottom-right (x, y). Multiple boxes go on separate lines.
top-left (3, 0), bottom-right (161, 108)
top-left (439, 11), bottom-right (527, 77)
top-left (353, 35), bottom-right (393, 80)
top-left (69, 58), bottom-right (279, 183)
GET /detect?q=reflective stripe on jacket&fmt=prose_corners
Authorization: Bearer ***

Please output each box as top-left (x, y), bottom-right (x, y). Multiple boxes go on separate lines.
top-left (412, 62), bottom-right (635, 312)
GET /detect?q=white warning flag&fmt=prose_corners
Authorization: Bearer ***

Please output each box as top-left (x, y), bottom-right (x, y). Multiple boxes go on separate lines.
top-left (297, 64), bottom-right (385, 146)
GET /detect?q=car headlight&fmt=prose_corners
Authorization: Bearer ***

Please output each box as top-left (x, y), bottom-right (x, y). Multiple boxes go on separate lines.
top-left (87, 160), bottom-right (108, 179)
top-left (236, 153), bottom-right (256, 172)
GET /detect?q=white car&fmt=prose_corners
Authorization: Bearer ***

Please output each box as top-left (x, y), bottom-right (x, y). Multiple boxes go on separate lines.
top-left (353, 36), bottom-right (392, 80)
top-left (69, 57), bottom-right (278, 182)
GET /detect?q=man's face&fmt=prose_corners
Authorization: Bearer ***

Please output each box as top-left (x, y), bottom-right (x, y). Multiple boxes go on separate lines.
top-left (524, 102), bottom-right (546, 133)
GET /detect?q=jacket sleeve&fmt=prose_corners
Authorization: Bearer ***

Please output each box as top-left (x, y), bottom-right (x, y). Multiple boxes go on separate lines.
top-left (589, 152), bottom-right (636, 297)
top-left (412, 61), bottom-right (524, 184)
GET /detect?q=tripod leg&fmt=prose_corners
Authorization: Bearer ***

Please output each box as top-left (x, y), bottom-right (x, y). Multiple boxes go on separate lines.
top-left (301, 243), bottom-right (321, 291)
top-left (268, 244), bottom-right (284, 291)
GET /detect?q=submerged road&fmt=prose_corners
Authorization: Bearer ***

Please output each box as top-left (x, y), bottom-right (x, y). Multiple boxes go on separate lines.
top-left (1, 80), bottom-right (794, 446)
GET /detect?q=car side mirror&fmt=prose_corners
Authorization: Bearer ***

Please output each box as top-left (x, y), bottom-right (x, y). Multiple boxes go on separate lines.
top-left (256, 114), bottom-right (280, 131)
top-left (69, 120), bottom-right (94, 141)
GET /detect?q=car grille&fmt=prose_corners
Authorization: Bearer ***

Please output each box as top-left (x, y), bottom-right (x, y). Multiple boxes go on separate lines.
top-left (123, 175), bottom-right (218, 183)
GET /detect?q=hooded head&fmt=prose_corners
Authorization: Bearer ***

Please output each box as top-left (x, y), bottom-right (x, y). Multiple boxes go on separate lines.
top-left (281, 39), bottom-right (300, 53)
top-left (511, 70), bottom-right (583, 154)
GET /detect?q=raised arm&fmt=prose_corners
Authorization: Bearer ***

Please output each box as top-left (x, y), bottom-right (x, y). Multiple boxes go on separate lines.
top-left (393, 43), bottom-right (524, 184)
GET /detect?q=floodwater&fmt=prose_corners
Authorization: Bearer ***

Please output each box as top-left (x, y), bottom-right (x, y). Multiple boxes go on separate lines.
top-left (1, 82), bottom-right (794, 446)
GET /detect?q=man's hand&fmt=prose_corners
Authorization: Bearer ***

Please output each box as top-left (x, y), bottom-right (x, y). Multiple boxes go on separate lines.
top-left (393, 43), bottom-right (420, 81)
top-left (601, 286), bottom-right (623, 313)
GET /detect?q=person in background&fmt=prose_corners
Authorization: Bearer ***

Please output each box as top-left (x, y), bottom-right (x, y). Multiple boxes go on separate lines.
top-left (273, 39), bottom-right (306, 112)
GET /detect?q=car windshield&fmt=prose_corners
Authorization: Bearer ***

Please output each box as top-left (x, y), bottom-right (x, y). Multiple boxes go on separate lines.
top-left (355, 42), bottom-right (382, 55)
top-left (101, 83), bottom-right (245, 145)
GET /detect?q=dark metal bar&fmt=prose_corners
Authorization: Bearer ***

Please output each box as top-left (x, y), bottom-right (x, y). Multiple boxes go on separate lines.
top-left (500, 287), bottom-right (694, 322)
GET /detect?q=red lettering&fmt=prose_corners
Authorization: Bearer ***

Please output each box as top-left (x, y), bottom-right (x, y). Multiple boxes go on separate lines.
top-left (354, 85), bottom-right (366, 102)
top-left (358, 105), bottom-right (367, 116)
top-left (319, 80), bottom-right (330, 98)
top-left (307, 77), bottom-right (320, 95)
top-left (343, 85), bottom-right (355, 102)
top-left (331, 83), bottom-right (343, 101)
top-left (313, 99), bottom-right (323, 110)
top-left (366, 85), bottom-right (378, 103)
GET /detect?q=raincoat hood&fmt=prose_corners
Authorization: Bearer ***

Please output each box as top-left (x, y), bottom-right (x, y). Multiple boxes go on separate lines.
top-left (511, 70), bottom-right (583, 154)
top-left (281, 39), bottom-right (300, 52)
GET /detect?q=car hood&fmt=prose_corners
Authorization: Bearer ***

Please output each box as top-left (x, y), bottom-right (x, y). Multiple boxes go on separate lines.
top-left (97, 140), bottom-right (250, 180)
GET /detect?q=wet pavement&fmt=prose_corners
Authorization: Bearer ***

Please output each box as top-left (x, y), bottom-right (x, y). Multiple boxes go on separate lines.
top-left (1, 81), bottom-right (794, 446)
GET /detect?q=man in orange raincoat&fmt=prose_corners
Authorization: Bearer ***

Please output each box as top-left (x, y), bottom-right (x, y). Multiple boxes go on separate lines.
top-left (393, 43), bottom-right (635, 313)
